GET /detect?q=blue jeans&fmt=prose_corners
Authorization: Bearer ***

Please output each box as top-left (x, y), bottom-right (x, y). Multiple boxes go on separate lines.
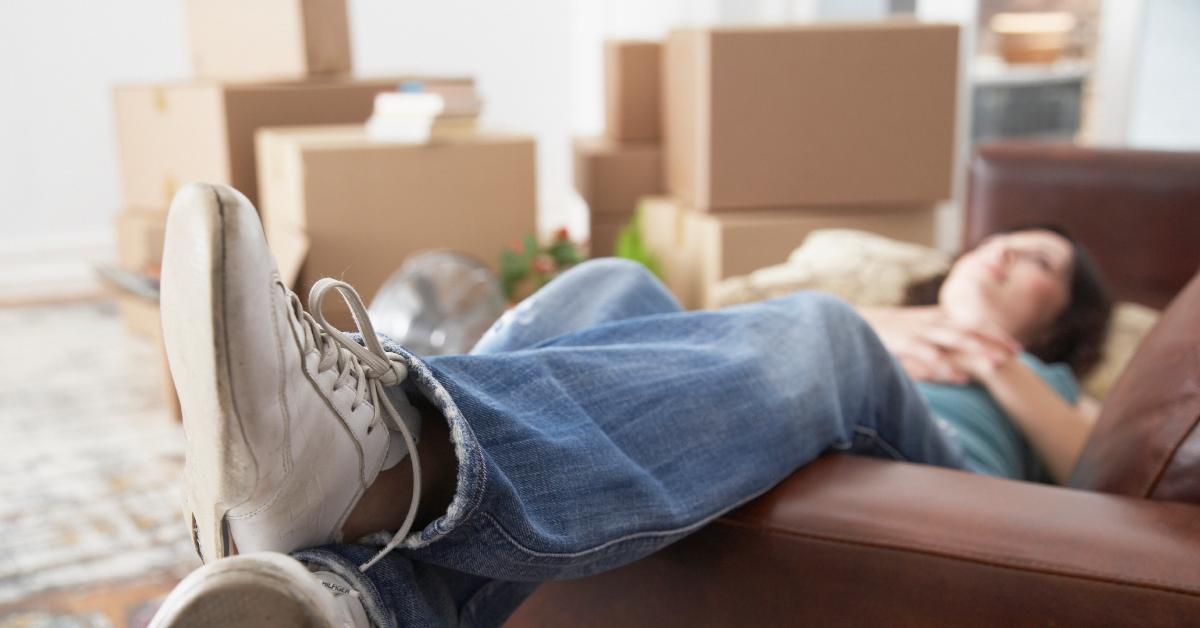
top-left (293, 258), bottom-right (968, 627)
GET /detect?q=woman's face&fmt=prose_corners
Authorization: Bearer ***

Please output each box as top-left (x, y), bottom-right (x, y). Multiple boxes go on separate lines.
top-left (939, 229), bottom-right (1074, 346)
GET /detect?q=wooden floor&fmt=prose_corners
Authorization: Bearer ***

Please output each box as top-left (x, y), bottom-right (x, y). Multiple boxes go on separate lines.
top-left (0, 300), bottom-right (198, 626)
top-left (0, 576), bottom-right (179, 627)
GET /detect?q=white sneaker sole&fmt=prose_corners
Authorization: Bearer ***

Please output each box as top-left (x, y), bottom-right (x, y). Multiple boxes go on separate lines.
top-left (161, 183), bottom-right (256, 562)
top-left (149, 553), bottom-right (341, 628)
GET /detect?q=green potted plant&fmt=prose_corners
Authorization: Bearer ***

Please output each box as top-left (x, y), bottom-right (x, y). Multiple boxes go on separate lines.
top-left (500, 228), bottom-right (585, 303)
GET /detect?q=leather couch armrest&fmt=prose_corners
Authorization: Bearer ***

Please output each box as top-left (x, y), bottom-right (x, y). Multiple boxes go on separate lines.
top-left (508, 455), bottom-right (1200, 627)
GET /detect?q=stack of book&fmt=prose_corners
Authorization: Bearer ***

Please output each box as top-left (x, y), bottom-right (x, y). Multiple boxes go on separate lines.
top-left (366, 81), bottom-right (482, 142)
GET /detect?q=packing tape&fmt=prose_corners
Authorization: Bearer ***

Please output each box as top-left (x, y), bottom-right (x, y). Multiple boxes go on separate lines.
top-left (673, 203), bottom-right (685, 247)
top-left (153, 88), bottom-right (169, 114)
top-left (163, 176), bottom-right (178, 206)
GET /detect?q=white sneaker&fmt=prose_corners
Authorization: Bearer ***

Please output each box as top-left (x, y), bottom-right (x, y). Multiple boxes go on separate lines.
top-left (160, 183), bottom-right (422, 567)
top-left (149, 552), bottom-right (370, 628)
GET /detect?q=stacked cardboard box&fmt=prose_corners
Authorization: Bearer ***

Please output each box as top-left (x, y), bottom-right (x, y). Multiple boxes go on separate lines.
top-left (255, 126), bottom-right (537, 328)
top-left (646, 21), bottom-right (959, 308)
top-left (186, 0), bottom-right (353, 81)
top-left (107, 0), bottom-right (469, 418)
top-left (574, 41), bottom-right (665, 257)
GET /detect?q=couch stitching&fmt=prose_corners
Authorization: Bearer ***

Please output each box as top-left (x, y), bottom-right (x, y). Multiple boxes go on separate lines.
top-left (716, 517), bottom-right (1200, 597)
top-left (1142, 348), bottom-right (1200, 498)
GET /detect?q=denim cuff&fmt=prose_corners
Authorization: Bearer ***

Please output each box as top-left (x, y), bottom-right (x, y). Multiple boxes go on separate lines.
top-left (351, 334), bottom-right (488, 552)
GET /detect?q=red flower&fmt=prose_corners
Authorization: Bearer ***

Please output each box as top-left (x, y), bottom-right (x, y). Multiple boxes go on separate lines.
top-left (554, 227), bottom-right (570, 242)
top-left (532, 255), bottom-right (556, 275)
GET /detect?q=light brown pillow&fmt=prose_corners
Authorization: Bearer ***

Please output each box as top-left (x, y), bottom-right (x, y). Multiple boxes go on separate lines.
top-left (1080, 303), bottom-right (1159, 399)
top-left (710, 229), bottom-right (950, 308)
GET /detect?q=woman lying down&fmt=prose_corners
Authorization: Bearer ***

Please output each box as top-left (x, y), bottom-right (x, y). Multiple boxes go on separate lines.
top-left (149, 183), bottom-right (1111, 628)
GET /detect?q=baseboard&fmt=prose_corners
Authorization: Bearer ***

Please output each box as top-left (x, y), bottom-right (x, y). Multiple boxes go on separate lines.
top-left (0, 231), bottom-right (115, 305)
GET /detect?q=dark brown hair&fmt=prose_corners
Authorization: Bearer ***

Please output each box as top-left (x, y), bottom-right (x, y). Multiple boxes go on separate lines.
top-left (902, 225), bottom-right (1113, 377)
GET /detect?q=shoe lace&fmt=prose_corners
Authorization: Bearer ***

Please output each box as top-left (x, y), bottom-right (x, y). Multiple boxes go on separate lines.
top-left (290, 277), bottom-right (422, 572)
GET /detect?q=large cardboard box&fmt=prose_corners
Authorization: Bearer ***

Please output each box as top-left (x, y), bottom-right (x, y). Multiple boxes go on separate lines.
top-left (605, 40), bottom-right (662, 141)
top-left (186, 0), bottom-right (352, 81)
top-left (641, 197), bottom-right (937, 309)
top-left (256, 126), bottom-right (537, 322)
top-left (115, 208), bottom-right (168, 272)
top-left (663, 22), bottom-right (958, 210)
top-left (574, 137), bottom-right (662, 216)
top-left (113, 77), bottom-right (470, 208)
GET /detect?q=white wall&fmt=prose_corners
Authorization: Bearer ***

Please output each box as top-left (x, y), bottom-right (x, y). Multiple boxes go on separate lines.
top-left (0, 0), bottom-right (189, 244)
top-left (1127, 0), bottom-right (1200, 149)
top-left (1086, 0), bottom-right (1147, 145)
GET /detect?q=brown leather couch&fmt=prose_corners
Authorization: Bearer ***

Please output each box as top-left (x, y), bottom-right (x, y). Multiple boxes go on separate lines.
top-left (506, 143), bottom-right (1200, 627)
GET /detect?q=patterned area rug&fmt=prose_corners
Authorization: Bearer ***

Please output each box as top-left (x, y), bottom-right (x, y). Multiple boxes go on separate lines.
top-left (0, 300), bottom-right (199, 626)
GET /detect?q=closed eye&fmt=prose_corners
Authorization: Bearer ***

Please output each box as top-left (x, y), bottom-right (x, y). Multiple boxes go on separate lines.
top-left (1013, 249), bottom-right (1055, 273)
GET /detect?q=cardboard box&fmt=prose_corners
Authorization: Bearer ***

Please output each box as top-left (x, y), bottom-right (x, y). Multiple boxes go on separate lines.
top-left (589, 211), bottom-right (632, 258)
top-left (256, 126), bottom-right (537, 325)
top-left (663, 22), bottom-right (958, 210)
top-left (113, 76), bottom-right (471, 208)
top-left (115, 293), bottom-right (181, 420)
top-left (186, 0), bottom-right (352, 81)
top-left (605, 40), bottom-right (662, 141)
top-left (641, 197), bottom-right (937, 309)
top-left (574, 137), bottom-right (662, 216)
top-left (115, 208), bottom-right (168, 273)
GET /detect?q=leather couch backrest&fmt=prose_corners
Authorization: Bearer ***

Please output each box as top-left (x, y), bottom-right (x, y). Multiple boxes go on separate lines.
top-left (965, 143), bottom-right (1200, 309)
top-left (1069, 270), bottom-right (1200, 502)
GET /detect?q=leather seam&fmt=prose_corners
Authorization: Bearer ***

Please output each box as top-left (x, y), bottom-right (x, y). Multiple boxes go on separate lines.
top-left (214, 188), bottom-right (260, 513)
top-left (716, 518), bottom-right (1200, 597)
top-left (1144, 410), bottom-right (1200, 498)
top-left (269, 275), bottom-right (295, 478)
top-left (1142, 350), bottom-right (1200, 497)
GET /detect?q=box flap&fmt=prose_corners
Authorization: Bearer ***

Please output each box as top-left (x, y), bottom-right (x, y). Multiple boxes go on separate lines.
top-left (268, 225), bottom-right (310, 290)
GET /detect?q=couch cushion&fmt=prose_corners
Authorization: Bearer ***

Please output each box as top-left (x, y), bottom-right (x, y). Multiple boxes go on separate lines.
top-left (1080, 302), bottom-right (1159, 399)
top-left (1069, 270), bottom-right (1200, 502)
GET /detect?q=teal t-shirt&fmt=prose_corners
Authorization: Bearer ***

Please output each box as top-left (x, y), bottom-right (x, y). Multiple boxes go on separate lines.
top-left (915, 353), bottom-right (1080, 481)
